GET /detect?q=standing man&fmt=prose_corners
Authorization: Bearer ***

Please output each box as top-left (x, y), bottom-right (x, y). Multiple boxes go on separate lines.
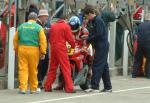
top-left (44, 15), bottom-right (75, 93)
top-left (37, 9), bottom-right (50, 89)
top-left (132, 13), bottom-right (150, 79)
top-left (13, 12), bottom-right (47, 94)
top-left (83, 5), bottom-right (112, 92)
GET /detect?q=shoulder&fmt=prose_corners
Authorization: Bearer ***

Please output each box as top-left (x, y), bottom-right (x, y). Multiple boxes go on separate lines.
top-left (34, 22), bottom-right (43, 29)
top-left (59, 21), bottom-right (71, 29)
top-left (65, 23), bottom-right (71, 30)
top-left (19, 22), bottom-right (26, 27)
top-left (95, 15), bottom-right (105, 25)
top-left (18, 22), bottom-right (26, 30)
top-left (139, 22), bottom-right (148, 28)
top-left (50, 23), bottom-right (57, 29)
top-left (95, 15), bottom-right (103, 22)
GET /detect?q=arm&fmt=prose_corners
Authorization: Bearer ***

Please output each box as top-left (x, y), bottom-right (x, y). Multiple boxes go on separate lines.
top-left (13, 30), bottom-right (19, 54)
top-left (39, 28), bottom-right (47, 55)
top-left (65, 25), bottom-right (75, 48)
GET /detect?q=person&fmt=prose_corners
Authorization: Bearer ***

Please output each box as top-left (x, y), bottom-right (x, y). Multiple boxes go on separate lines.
top-left (69, 16), bottom-right (93, 89)
top-left (13, 12), bottom-right (47, 94)
top-left (133, 22), bottom-right (146, 77)
top-left (44, 15), bottom-right (76, 93)
top-left (83, 4), bottom-right (112, 92)
top-left (54, 16), bottom-right (93, 90)
top-left (26, 4), bottom-right (39, 21)
top-left (0, 0), bottom-right (15, 27)
top-left (0, 0), bottom-right (15, 68)
top-left (0, 20), bottom-right (7, 68)
top-left (36, 9), bottom-right (50, 89)
top-left (132, 13), bottom-right (150, 79)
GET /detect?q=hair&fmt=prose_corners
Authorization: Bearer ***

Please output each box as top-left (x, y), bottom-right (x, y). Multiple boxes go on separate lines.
top-left (83, 4), bottom-right (97, 15)
top-left (28, 12), bottom-right (38, 20)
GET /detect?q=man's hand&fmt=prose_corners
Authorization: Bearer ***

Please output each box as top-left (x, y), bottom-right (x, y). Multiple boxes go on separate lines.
top-left (81, 47), bottom-right (87, 53)
top-left (44, 27), bottom-right (50, 33)
top-left (40, 54), bottom-right (45, 60)
top-left (80, 35), bottom-right (88, 40)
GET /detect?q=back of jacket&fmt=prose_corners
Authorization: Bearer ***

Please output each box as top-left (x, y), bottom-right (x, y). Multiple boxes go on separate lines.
top-left (18, 21), bottom-right (42, 46)
top-left (50, 20), bottom-right (75, 48)
top-left (137, 21), bottom-right (150, 43)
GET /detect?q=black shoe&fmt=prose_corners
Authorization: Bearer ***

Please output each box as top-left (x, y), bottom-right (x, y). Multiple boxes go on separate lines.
top-left (66, 90), bottom-right (76, 93)
top-left (147, 76), bottom-right (150, 79)
top-left (101, 89), bottom-right (112, 92)
top-left (80, 83), bottom-right (89, 90)
top-left (40, 86), bottom-right (44, 89)
top-left (38, 81), bottom-right (43, 88)
top-left (137, 73), bottom-right (145, 77)
top-left (53, 86), bottom-right (63, 90)
top-left (38, 86), bottom-right (44, 89)
top-left (132, 75), bottom-right (136, 78)
top-left (45, 89), bottom-right (52, 92)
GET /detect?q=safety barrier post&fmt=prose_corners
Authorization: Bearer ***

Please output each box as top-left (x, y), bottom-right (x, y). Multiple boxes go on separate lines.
top-left (8, 27), bottom-right (15, 89)
top-left (123, 30), bottom-right (129, 77)
top-left (109, 21), bottom-right (116, 68)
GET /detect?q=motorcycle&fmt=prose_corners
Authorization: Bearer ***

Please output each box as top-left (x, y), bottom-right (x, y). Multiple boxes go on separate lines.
top-left (67, 42), bottom-right (93, 90)
top-left (55, 28), bottom-right (93, 90)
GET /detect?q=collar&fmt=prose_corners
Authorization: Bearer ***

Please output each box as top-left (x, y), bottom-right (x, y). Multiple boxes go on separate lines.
top-left (28, 20), bottom-right (36, 23)
top-left (37, 19), bottom-right (42, 23)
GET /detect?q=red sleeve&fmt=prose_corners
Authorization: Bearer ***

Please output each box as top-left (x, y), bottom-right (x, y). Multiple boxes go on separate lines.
top-left (11, 3), bottom-right (15, 16)
top-left (65, 24), bottom-right (75, 48)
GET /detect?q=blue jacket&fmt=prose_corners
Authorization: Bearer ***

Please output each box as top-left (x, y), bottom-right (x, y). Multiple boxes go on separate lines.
top-left (37, 19), bottom-right (51, 59)
top-left (86, 15), bottom-right (108, 48)
top-left (137, 21), bottom-right (150, 43)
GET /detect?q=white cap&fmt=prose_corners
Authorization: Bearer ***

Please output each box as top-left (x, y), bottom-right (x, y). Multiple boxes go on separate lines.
top-left (38, 9), bottom-right (49, 17)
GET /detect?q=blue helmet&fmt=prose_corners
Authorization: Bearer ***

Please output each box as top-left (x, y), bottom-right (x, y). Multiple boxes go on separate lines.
top-left (69, 16), bottom-right (81, 32)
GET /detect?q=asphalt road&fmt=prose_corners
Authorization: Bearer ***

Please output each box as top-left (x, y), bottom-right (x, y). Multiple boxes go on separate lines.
top-left (0, 76), bottom-right (150, 103)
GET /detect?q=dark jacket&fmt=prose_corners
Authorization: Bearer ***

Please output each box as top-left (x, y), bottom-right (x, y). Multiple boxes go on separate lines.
top-left (36, 19), bottom-right (44, 27)
top-left (37, 19), bottom-right (51, 59)
top-left (137, 21), bottom-right (150, 43)
top-left (86, 15), bottom-right (108, 48)
top-left (26, 4), bottom-right (39, 21)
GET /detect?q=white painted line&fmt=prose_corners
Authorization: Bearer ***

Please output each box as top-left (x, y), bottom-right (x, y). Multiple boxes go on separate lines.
top-left (113, 86), bottom-right (150, 93)
top-left (29, 92), bottom-right (105, 103)
top-left (29, 86), bottom-right (150, 103)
